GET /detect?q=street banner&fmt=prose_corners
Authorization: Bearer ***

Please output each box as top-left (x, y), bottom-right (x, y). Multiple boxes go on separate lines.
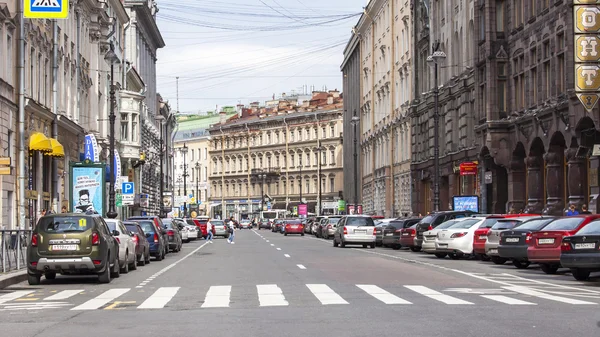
top-left (298, 203), bottom-right (307, 216)
top-left (70, 161), bottom-right (106, 216)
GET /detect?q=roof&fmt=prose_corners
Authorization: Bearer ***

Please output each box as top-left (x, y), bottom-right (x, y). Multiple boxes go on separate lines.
top-left (208, 108), bottom-right (343, 132)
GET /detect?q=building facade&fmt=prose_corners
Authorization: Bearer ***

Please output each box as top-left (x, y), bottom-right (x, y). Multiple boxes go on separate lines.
top-left (409, 0), bottom-right (478, 215)
top-left (474, 0), bottom-right (600, 215)
top-left (208, 98), bottom-right (344, 220)
top-left (354, 0), bottom-right (413, 217)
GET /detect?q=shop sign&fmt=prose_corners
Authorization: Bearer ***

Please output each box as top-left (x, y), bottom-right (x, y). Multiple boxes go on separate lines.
top-left (459, 162), bottom-right (478, 176)
top-left (575, 3), bottom-right (600, 112)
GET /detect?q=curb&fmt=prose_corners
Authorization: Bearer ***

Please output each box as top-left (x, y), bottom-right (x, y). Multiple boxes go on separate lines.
top-left (0, 270), bottom-right (27, 289)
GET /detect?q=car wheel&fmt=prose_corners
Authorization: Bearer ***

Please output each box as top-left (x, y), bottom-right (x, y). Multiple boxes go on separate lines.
top-left (448, 253), bottom-right (461, 260)
top-left (370, 243), bottom-right (375, 249)
top-left (435, 253), bottom-right (447, 258)
top-left (490, 256), bottom-right (507, 265)
top-left (301, 233), bottom-right (305, 236)
top-left (112, 255), bottom-right (121, 278)
top-left (98, 256), bottom-right (111, 284)
top-left (540, 263), bottom-right (559, 274)
top-left (571, 268), bottom-right (591, 281)
top-left (145, 248), bottom-right (151, 264)
top-left (130, 253), bottom-right (138, 271)
top-left (478, 254), bottom-right (491, 261)
top-left (284, 233), bottom-right (288, 236)
top-left (28, 273), bottom-right (41, 285)
top-left (138, 252), bottom-right (146, 266)
top-left (410, 246), bottom-right (421, 252)
top-left (512, 260), bottom-right (530, 269)
top-left (363, 244), bottom-right (367, 248)
top-left (121, 253), bottom-right (129, 274)
top-left (393, 244), bottom-right (401, 250)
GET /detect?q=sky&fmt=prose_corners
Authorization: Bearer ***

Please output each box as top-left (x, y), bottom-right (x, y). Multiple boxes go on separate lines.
top-left (155, 0), bottom-right (367, 114)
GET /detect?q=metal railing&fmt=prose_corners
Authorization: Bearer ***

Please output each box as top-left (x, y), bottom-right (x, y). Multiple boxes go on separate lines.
top-left (0, 230), bottom-right (31, 273)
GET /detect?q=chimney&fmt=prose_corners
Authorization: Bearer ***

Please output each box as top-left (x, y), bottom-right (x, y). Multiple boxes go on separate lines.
top-left (327, 96), bottom-right (334, 105)
top-left (219, 110), bottom-right (226, 124)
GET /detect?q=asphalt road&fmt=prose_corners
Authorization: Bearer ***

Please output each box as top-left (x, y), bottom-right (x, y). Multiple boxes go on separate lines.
top-left (1, 228), bottom-right (600, 337)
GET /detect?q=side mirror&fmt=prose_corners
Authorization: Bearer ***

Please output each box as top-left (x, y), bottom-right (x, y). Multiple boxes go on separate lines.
top-left (112, 230), bottom-right (120, 236)
top-left (145, 232), bottom-right (151, 238)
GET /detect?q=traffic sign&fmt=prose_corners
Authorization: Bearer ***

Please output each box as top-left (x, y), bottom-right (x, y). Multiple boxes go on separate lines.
top-left (122, 194), bottom-right (134, 206)
top-left (122, 182), bottom-right (135, 195)
top-left (24, 0), bottom-right (69, 19)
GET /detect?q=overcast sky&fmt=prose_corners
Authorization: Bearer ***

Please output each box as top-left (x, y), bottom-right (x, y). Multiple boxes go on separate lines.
top-left (155, 0), bottom-right (366, 114)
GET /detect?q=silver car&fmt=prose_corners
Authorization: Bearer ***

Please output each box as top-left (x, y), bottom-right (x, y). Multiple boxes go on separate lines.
top-left (320, 216), bottom-right (342, 239)
top-left (211, 219), bottom-right (229, 238)
top-left (332, 215), bottom-right (376, 248)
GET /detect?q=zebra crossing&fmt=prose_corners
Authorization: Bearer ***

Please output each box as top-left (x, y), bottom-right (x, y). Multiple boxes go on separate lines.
top-left (0, 283), bottom-right (598, 311)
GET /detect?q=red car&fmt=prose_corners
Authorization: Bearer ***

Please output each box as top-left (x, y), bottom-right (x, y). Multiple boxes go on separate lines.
top-left (284, 220), bottom-right (304, 236)
top-left (398, 223), bottom-right (418, 248)
top-left (528, 214), bottom-right (600, 274)
top-left (186, 218), bottom-right (211, 238)
top-left (473, 214), bottom-right (537, 260)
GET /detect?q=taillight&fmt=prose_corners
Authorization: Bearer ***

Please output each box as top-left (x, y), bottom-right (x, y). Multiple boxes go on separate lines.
top-left (327, 225), bottom-right (332, 229)
top-left (132, 235), bottom-right (138, 244)
top-left (92, 232), bottom-right (100, 245)
top-left (450, 232), bottom-right (467, 238)
top-left (167, 230), bottom-right (174, 236)
top-left (343, 226), bottom-right (348, 235)
top-left (373, 227), bottom-right (377, 235)
top-left (153, 233), bottom-right (159, 243)
top-left (115, 237), bottom-right (121, 244)
top-left (427, 225), bottom-right (433, 231)
top-left (407, 228), bottom-right (416, 237)
top-left (561, 241), bottom-right (572, 251)
top-left (31, 234), bottom-right (38, 247)
top-left (525, 234), bottom-right (532, 243)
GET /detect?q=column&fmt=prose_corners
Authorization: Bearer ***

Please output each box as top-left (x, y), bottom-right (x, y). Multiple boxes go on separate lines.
top-left (566, 146), bottom-right (587, 210)
top-left (542, 149), bottom-right (565, 215)
top-left (524, 155), bottom-right (544, 214)
top-left (507, 155), bottom-right (526, 213)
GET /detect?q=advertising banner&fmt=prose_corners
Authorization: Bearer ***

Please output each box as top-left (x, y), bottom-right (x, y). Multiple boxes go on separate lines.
top-left (70, 162), bottom-right (106, 216)
top-left (452, 195), bottom-right (479, 212)
top-left (298, 203), bottom-right (308, 216)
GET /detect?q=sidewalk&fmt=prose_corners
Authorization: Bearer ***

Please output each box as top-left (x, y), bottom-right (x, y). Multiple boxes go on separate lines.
top-left (0, 269), bottom-right (27, 289)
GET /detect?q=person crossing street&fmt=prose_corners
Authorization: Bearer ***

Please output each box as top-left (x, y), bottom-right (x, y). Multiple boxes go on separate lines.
top-left (227, 217), bottom-right (235, 244)
top-left (206, 219), bottom-right (214, 243)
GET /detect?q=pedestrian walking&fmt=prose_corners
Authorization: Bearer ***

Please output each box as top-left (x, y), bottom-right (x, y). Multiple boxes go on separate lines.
top-left (206, 220), bottom-right (214, 243)
top-left (580, 204), bottom-right (592, 214)
top-left (227, 217), bottom-right (235, 244)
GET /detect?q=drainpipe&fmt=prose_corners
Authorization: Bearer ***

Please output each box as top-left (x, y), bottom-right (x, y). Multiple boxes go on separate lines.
top-left (220, 126), bottom-right (225, 220)
top-left (17, 0), bottom-right (26, 233)
top-left (245, 123), bottom-right (251, 216)
top-left (389, 0), bottom-right (396, 218)
top-left (75, 10), bottom-right (80, 124)
top-left (283, 118), bottom-right (289, 213)
top-left (122, 22), bottom-right (130, 87)
top-left (51, 20), bottom-right (58, 213)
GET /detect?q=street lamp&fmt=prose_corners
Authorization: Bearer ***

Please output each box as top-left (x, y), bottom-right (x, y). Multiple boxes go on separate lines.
top-left (427, 43), bottom-right (446, 213)
top-left (351, 113), bottom-right (360, 214)
top-left (104, 41), bottom-right (120, 219)
top-left (316, 141), bottom-right (324, 216)
top-left (257, 171), bottom-right (266, 213)
top-left (298, 159), bottom-right (303, 217)
top-left (195, 162), bottom-right (200, 211)
top-left (180, 144), bottom-right (188, 217)
top-left (177, 177), bottom-right (182, 196)
top-left (156, 115), bottom-right (165, 217)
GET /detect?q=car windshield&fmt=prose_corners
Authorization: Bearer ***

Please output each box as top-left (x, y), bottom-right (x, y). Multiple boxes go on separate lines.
top-left (346, 217), bottom-right (375, 226)
top-left (286, 221), bottom-right (302, 225)
top-left (515, 218), bottom-right (555, 231)
top-left (449, 219), bottom-right (481, 229)
top-left (135, 220), bottom-right (155, 234)
top-left (329, 218), bottom-right (341, 224)
top-left (38, 216), bottom-right (93, 233)
top-left (435, 220), bottom-right (461, 230)
top-left (212, 221), bottom-right (224, 226)
top-left (388, 221), bottom-right (406, 229)
top-left (106, 222), bottom-right (118, 231)
top-left (576, 221), bottom-right (600, 235)
top-left (163, 222), bottom-right (174, 229)
top-left (125, 224), bottom-right (138, 233)
top-left (491, 220), bottom-right (522, 230)
top-left (542, 217), bottom-right (585, 231)
top-left (479, 218), bottom-right (500, 228)
top-left (419, 215), bottom-right (435, 225)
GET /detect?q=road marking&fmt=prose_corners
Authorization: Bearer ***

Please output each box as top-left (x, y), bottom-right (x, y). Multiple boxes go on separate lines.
top-left (504, 286), bottom-right (597, 305)
top-left (137, 241), bottom-right (209, 288)
top-left (266, 240), bottom-right (270, 243)
top-left (0, 301), bottom-right (72, 311)
top-left (356, 285), bottom-right (412, 304)
top-left (284, 254), bottom-right (290, 257)
top-left (276, 248), bottom-right (281, 251)
top-left (104, 301), bottom-right (136, 310)
top-left (297, 264), bottom-right (306, 269)
top-left (138, 287), bottom-right (180, 309)
top-left (480, 295), bottom-right (536, 305)
top-left (0, 291), bottom-right (35, 304)
top-left (257, 284), bottom-right (288, 307)
top-left (71, 288), bottom-right (130, 310)
top-left (270, 244), bottom-right (274, 246)
top-left (405, 286), bottom-right (473, 305)
top-left (306, 284), bottom-right (348, 305)
top-left (43, 290), bottom-right (84, 301)
top-left (14, 298), bottom-right (38, 301)
top-left (201, 286), bottom-right (231, 308)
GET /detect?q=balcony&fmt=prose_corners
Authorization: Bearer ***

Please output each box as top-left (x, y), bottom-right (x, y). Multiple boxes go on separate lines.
top-left (251, 168), bottom-right (281, 177)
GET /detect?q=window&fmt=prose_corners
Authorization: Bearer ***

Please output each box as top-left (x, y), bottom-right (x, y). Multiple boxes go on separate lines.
top-left (306, 153), bottom-right (310, 166)
top-left (204, 167), bottom-right (208, 181)
top-left (120, 114), bottom-right (129, 141)
top-left (290, 181), bottom-right (294, 194)
top-left (290, 131), bottom-right (294, 141)
top-left (556, 33), bottom-right (565, 93)
top-left (330, 149), bottom-right (335, 164)
top-left (306, 181), bottom-right (310, 194)
top-left (305, 129), bottom-right (309, 139)
top-left (322, 127), bottom-right (326, 138)
top-left (496, 0), bottom-right (504, 32)
top-left (329, 178), bottom-right (334, 192)
top-left (314, 152), bottom-right (318, 164)
top-left (291, 154), bottom-right (295, 166)
top-left (479, 5), bottom-right (485, 41)
top-left (204, 148), bottom-right (207, 160)
top-left (497, 62), bottom-right (507, 113)
top-left (528, 0), bottom-right (535, 19)
top-left (298, 131), bottom-right (302, 141)
top-left (275, 132), bottom-right (279, 143)
top-left (6, 34), bottom-right (13, 83)
top-left (514, 0), bottom-right (523, 27)
top-left (267, 133), bottom-right (271, 144)
top-left (322, 151), bottom-right (327, 165)
top-left (330, 125), bottom-right (335, 137)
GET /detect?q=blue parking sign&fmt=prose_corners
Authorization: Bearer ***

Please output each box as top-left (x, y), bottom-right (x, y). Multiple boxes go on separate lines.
top-left (122, 182), bottom-right (135, 195)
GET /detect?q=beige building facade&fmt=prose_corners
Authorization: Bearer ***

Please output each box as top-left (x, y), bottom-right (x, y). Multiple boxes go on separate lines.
top-left (208, 109), bottom-right (344, 220)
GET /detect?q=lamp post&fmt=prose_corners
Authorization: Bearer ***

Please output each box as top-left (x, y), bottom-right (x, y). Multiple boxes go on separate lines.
top-left (156, 115), bottom-right (165, 217)
top-left (426, 43), bottom-right (446, 213)
top-left (351, 114), bottom-right (360, 214)
top-left (177, 177), bottom-right (182, 196)
top-left (181, 144), bottom-right (188, 217)
top-left (317, 141), bottom-right (324, 216)
top-left (258, 171), bottom-right (266, 213)
top-left (195, 162), bottom-right (200, 212)
top-left (104, 41), bottom-right (120, 219)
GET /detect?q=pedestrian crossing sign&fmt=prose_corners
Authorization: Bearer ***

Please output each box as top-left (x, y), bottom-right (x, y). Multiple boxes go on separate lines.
top-left (24, 0), bottom-right (69, 19)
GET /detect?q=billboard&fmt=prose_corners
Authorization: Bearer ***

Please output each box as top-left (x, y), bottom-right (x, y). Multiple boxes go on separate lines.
top-left (452, 195), bottom-right (479, 212)
top-left (574, 1), bottom-right (600, 112)
top-left (70, 162), bottom-right (106, 216)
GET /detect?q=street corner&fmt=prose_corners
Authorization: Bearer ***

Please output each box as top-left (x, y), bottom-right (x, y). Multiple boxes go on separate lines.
top-left (0, 270), bottom-right (28, 290)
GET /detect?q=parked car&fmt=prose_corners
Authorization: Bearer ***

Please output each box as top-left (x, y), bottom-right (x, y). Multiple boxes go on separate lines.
top-left (123, 221), bottom-right (150, 266)
top-left (181, 220), bottom-right (199, 240)
top-left (239, 219), bottom-right (252, 229)
top-left (382, 218), bottom-right (421, 250)
top-left (497, 217), bottom-right (556, 269)
top-left (128, 216), bottom-right (169, 256)
top-left (162, 219), bottom-right (183, 252)
top-left (413, 211), bottom-right (477, 252)
top-left (398, 223), bottom-right (419, 248)
top-left (284, 219), bottom-right (304, 236)
top-left (434, 217), bottom-right (486, 259)
top-left (560, 220), bottom-right (600, 280)
top-left (528, 215), bottom-right (600, 274)
top-left (27, 213), bottom-right (120, 285)
top-left (129, 218), bottom-right (169, 261)
top-left (211, 219), bottom-right (229, 238)
top-left (258, 219), bottom-right (272, 230)
top-left (105, 219), bottom-right (137, 273)
top-left (333, 215), bottom-right (376, 248)
top-left (421, 219), bottom-right (465, 256)
top-left (485, 216), bottom-right (541, 264)
top-left (171, 219), bottom-right (189, 243)
top-left (320, 216), bottom-right (342, 239)
top-left (472, 214), bottom-right (535, 260)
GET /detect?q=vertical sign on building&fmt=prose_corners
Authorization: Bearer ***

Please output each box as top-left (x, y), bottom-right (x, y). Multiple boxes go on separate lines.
top-left (574, 1), bottom-right (600, 112)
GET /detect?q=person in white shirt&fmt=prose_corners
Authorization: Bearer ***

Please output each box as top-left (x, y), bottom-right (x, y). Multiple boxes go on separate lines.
top-left (227, 217), bottom-right (235, 244)
top-left (206, 220), bottom-right (214, 243)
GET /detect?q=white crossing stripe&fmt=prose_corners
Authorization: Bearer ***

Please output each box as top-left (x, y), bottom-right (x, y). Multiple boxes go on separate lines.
top-left (138, 287), bottom-right (180, 309)
top-left (405, 286), bottom-right (473, 305)
top-left (257, 284), bottom-right (288, 307)
top-left (201, 286), bottom-right (231, 308)
top-left (503, 286), bottom-right (597, 305)
top-left (71, 288), bottom-right (130, 310)
top-left (44, 290), bottom-right (83, 301)
top-left (0, 301), bottom-right (72, 311)
top-left (284, 254), bottom-right (290, 257)
top-left (306, 284), bottom-right (348, 305)
top-left (480, 295), bottom-right (536, 305)
top-left (0, 290), bottom-right (35, 304)
top-left (276, 248), bottom-right (281, 251)
top-left (356, 285), bottom-right (412, 304)
top-left (297, 264), bottom-right (306, 269)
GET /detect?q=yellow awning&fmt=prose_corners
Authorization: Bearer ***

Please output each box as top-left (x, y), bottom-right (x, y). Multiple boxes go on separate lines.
top-left (29, 132), bottom-right (52, 152)
top-left (46, 138), bottom-right (65, 157)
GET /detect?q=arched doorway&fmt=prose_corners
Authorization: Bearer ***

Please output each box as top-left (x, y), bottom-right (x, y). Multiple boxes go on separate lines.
top-left (542, 132), bottom-right (566, 215)
top-left (507, 142), bottom-right (527, 213)
top-left (524, 138), bottom-right (545, 214)
top-left (480, 146), bottom-right (508, 214)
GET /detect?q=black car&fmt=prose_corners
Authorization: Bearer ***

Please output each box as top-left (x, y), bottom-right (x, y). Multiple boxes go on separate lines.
top-left (161, 218), bottom-right (183, 253)
top-left (498, 217), bottom-right (556, 269)
top-left (382, 218), bottom-right (422, 249)
top-left (124, 221), bottom-right (151, 266)
top-left (560, 219), bottom-right (600, 281)
top-left (413, 211), bottom-right (477, 251)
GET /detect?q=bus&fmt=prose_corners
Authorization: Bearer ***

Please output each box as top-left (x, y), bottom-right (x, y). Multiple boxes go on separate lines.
top-left (261, 209), bottom-right (286, 221)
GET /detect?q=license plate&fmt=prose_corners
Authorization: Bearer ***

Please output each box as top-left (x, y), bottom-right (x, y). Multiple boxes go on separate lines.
top-left (505, 238), bottom-right (519, 243)
top-left (354, 230), bottom-right (366, 234)
top-left (292, 225), bottom-right (298, 228)
top-left (575, 243), bottom-right (595, 249)
top-left (538, 238), bottom-right (554, 244)
top-left (50, 245), bottom-right (77, 251)
top-left (438, 243), bottom-right (448, 247)
top-left (488, 249), bottom-right (498, 254)
top-left (402, 233), bottom-right (409, 236)
top-left (385, 233), bottom-right (393, 236)
top-left (478, 235), bottom-right (487, 240)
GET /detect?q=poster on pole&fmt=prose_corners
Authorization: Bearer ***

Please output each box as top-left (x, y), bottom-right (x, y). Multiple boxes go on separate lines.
top-left (70, 161), bottom-right (106, 216)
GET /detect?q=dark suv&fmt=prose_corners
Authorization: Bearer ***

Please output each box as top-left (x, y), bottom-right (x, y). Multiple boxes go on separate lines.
top-left (128, 216), bottom-right (169, 260)
top-left (412, 211), bottom-right (477, 251)
top-left (27, 213), bottom-right (120, 285)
